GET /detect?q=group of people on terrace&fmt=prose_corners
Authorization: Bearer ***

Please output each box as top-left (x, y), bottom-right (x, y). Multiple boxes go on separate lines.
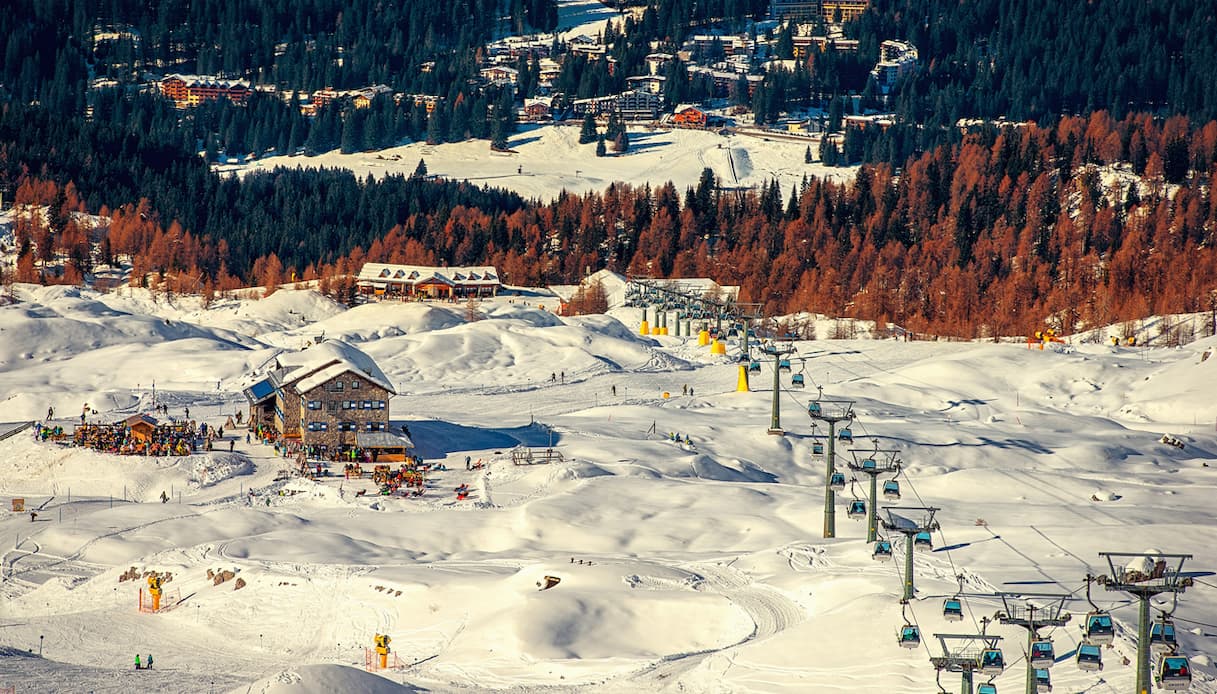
top-left (71, 421), bottom-right (198, 456)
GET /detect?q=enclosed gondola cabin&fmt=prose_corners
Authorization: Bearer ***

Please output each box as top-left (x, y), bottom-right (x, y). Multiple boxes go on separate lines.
top-left (976, 685), bottom-right (997, 694)
top-left (882, 479), bottom-right (901, 500)
top-left (727, 327), bottom-right (738, 338)
top-left (979, 648), bottom-right (1005, 676)
top-left (791, 373), bottom-right (805, 387)
top-left (778, 358), bottom-right (791, 371)
top-left (808, 402), bottom-right (822, 415)
top-left (749, 361), bottom-right (762, 373)
top-left (1083, 612), bottom-right (1114, 645)
top-left (838, 428), bottom-right (854, 443)
top-left (872, 540), bottom-right (893, 560)
top-left (898, 624), bottom-right (921, 649)
top-left (1150, 619), bottom-right (1178, 653)
top-left (1030, 640), bottom-right (1055, 668)
top-left (812, 441), bottom-right (825, 455)
top-left (829, 471), bottom-right (846, 491)
top-left (1034, 668), bottom-right (1052, 693)
top-left (1157, 655), bottom-right (1192, 690)
top-left (847, 499), bottom-right (867, 519)
top-left (1075, 643), bottom-right (1103, 672)
top-left (942, 598), bottom-right (963, 622)
top-left (913, 531), bottom-right (933, 552)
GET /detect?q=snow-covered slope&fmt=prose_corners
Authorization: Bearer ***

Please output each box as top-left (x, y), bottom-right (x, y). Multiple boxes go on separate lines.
top-left (0, 284), bottom-right (1214, 693)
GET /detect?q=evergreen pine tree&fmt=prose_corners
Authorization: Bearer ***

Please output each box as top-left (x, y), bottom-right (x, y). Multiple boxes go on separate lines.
top-left (595, 135), bottom-right (607, 157)
top-left (579, 113), bottom-right (598, 144)
top-left (412, 158), bottom-right (428, 179)
top-left (804, 145), bottom-right (813, 163)
top-left (613, 130), bottom-right (629, 153)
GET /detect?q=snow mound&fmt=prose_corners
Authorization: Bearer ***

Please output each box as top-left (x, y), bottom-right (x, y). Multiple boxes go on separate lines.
top-left (188, 453), bottom-right (253, 488)
top-left (235, 664), bottom-right (418, 694)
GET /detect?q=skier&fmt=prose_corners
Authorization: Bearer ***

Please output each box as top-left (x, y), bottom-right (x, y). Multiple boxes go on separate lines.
top-left (146, 654), bottom-right (153, 669)
top-left (135, 654), bottom-right (141, 670)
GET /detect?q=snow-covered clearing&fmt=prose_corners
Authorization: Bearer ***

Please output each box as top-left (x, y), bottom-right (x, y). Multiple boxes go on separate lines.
top-left (0, 284), bottom-right (1214, 693)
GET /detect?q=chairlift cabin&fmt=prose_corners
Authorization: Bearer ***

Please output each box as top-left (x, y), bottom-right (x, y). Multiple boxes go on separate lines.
top-left (1029, 640), bottom-right (1055, 668)
top-left (976, 685), bottom-right (997, 694)
top-left (778, 358), bottom-right (792, 371)
top-left (872, 540), bottom-right (893, 560)
top-left (1083, 611), bottom-right (1115, 645)
top-left (882, 479), bottom-right (901, 500)
top-left (1157, 655), bottom-right (1192, 691)
top-left (838, 428), bottom-right (854, 443)
top-left (829, 471), bottom-right (846, 491)
top-left (1075, 643), bottom-right (1103, 672)
top-left (1150, 619), bottom-right (1178, 654)
top-left (913, 531), bottom-right (933, 552)
top-left (1034, 668), bottom-right (1052, 693)
top-left (749, 361), bottom-right (762, 373)
top-left (791, 373), bottom-right (805, 387)
top-left (847, 499), bottom-right (867, 519)
top-left (942, 598), bottom-right (963, 622)
top-left (812, 441), bottom-right (825, 456)
top-left (897, 624), bottom-right (921, 649)
top-left (979, 648), bottom-right (1005, 676)
top-left (808, 402), bottom-right (822, 416)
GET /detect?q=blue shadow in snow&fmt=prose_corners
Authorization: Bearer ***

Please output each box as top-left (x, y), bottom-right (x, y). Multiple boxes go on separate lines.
top-left (933, 535), bottom-right (1001, 553)
top-left (396, 419), bottom-right (559, 460)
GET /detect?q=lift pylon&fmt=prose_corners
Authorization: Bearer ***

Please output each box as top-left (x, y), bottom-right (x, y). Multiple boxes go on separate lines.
top-left (930, 633), bottom-right (1004, 694)
top-left (758, 338), bottom-right (798, 436)
top-left (992, 592), bottom-right (1071, 694)
top-left (880, 506), bottom-right (941, 602)
top-left (848, 444), bottom-right (902, 543)
top-left (808, 387), bottom-right (854, 539)
top-left (1096, 552), bottom-right (1193, 693)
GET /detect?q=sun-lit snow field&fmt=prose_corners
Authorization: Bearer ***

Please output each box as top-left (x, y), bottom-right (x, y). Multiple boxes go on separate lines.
top-left (1, 284), bottom-right (1215, 693)
top-left (228, 124), bottom-right (853, 202)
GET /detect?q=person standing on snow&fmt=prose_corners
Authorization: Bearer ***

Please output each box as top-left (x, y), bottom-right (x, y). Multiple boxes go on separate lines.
top-left (135, 654), bottom-right (141, 670)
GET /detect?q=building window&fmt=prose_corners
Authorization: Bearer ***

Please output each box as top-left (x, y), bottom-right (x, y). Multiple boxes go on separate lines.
top-left (364, 421), bottom-right (386, 431)
top-left (342, 400), bottom-right (353, 410)
top-left (339, 421), bottom-right (357, 432)
top-left (362, 400), bottom-right (372, 409)
top-left (327, 401), bottom-right (338, 413)
top-left (327, 381), bottom-right (344, 392)
top-left (307, 421), bottom-right (329, 431)
top-left (375, 400), bottom-right (386, 410)
top-left (351, 380), bottom-right (360, 389)
top-left (307, 400), bottom-right (322, 410)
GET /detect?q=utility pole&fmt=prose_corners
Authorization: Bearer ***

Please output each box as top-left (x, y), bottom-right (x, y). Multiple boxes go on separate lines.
top-left (1096, 552), bottom-right (1193, 694)
top-left (881, 506), bottom-right (941, 602)
top-left (808, 387), bottom-right (854, 538)
top-left (848, 446), bottom-right (901, 542)
top-left (994, 592), bottom-right (1071, 694)
top-left (760, 339), bottom-right (797, 435)
top-left (930, 633), bottom-right (1003, 694)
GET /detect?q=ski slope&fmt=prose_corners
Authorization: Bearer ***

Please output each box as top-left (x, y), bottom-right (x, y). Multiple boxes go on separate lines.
top-left (0, 284), bottom-right (1215, 693)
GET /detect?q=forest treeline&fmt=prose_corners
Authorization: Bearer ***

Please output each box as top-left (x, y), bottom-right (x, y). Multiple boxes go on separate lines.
top-left (8, 107), bottom-right (1217, 337)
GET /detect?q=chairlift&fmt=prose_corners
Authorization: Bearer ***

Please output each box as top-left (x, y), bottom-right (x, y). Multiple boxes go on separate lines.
top-left (1033, 668), bottom-right (1052, 693)
top-left (978, 647), bottom-right (1005, 676)
top-left (942, 598), bottom-right (963, 622)
top-left (1082, 611), bottom-right (1114, 645)
top-left (1157, 654), bottom-right (1192, 691)
top-left (749, 361), bottom-right (762, 373)
top-left (791, 373), bottom-right (805, 388)
top-left (838, 427), bottom-right (854, 443)
top-left (1029, 639), bottom-right (1055, 669)
top-left (812, 441), bottom-right (825, 456)
top-left (847, 499), bottom-right (867, 519)
top-left (1075, 643), bottom-right (1103, 672)
top-left (913, 531), bottom-right (933, 552)
top-left (778, 358), bottom-right (791, 371)
top-left (872, 539), bottom-right (893, 560)
top-left (882, 479), bottom-right (901, 500)
top-left (898, 623), bottom-right (921, 649)
top-left (829, 471), bottom-right (846, 491)
top-left (976, 685), bottom-right (997, 694)
top-left (1150, 618), bottom-right (1178, 654)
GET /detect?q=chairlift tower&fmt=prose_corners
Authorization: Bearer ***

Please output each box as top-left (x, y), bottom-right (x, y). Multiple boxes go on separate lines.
top-left (994, 592), bottom-right (1071, 694)
top-left (759, 339), bottom-right (798, 435)
top-left (848, 446), bottom-right (901, 543)
top-left (808, 387), bottom-right (854, 538)
top-left (930, 633), bottom-right (1004, 694)
top-left (1096, 552), bottom-right (1193, 693)
top-left (881, 506), bottom-right (940, 602)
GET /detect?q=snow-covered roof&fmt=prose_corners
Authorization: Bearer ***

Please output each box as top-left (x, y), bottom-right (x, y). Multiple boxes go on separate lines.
top-left (274, 339), bottom-right (396, 394)
top-left (295, 362), bottom-right (393, 395)
top-left (358, 263), bottom-right (500, 286)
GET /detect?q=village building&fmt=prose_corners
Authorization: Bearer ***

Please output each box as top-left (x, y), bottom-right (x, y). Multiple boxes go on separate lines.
top-left (242, 339), bottom-right (409, 458)
top-left (869, 40), bottom-right (918, 94)
top-left (159, 74), bottom-right (251, 109)
top-left (356, 263), bottom-right (501, 301)
top-left (124, 414), bottom-right (158, 443)
top-left (522, 97), bottom-right (553, 121)
top-left (672, 104), bottom-right (709, 128)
